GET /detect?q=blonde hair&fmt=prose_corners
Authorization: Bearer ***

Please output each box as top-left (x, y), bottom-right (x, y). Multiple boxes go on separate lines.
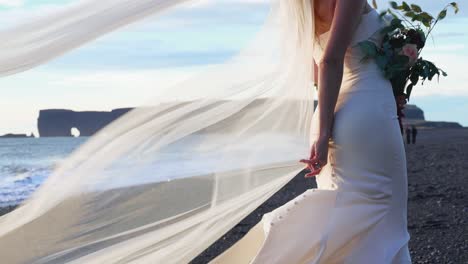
top-left (294, 0), bottom-right (325, 40)
top-left (292, 0), bottom-right (314, 44)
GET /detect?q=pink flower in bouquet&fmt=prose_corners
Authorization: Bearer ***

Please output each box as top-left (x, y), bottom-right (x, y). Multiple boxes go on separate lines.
top-left (400, 44), bottom-right (418, 66)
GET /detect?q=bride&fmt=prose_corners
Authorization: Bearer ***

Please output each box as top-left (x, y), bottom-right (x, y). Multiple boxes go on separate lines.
top-left (211, 0), bottom-right (412, 263)
top-left (0, 0), bottom-right (411, 263)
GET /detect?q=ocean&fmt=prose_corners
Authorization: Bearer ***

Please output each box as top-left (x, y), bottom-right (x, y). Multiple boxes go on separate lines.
top-left (0, 137), bottom-right (86, 207)
top-left (0, 133), bottom-right (306, 208)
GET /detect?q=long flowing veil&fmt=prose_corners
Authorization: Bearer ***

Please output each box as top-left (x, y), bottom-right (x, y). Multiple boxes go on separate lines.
top-left (0, 0), bottom-right (316, 263)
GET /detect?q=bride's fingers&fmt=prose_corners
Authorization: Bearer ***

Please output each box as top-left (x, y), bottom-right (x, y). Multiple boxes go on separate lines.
top-left (299, 160), bottom-right (313, 171)
top-left (300, 158), bottom-right (323, 175)
top-left (300, 161), bottom-right (316, 171)
top-left (299, 158), bottom-right (314, 164)
top-left (299, 144), bottom-right (318, 166)
top-left (300, 157), bottom-right (319, 166)
top-left (300, 155), bottom-right (319, 163)
top-left (305, 168), bottom-right (322, 178)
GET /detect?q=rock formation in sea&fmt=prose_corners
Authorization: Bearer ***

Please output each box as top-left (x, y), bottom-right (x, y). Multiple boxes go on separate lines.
top-left (36, 103), bottom-right (462, 137)
top-left (403, 104), bottom-right (426, 120)
top-left (402, 104), bottom-right (463, 129)
top-left (38, 108), bottom-right (132, 137)
top-left (0, 134), bottom-right (32, 138)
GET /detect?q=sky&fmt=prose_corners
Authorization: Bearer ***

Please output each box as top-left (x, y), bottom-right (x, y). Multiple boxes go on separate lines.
top-left (0, 0), bottom-right (467, 136)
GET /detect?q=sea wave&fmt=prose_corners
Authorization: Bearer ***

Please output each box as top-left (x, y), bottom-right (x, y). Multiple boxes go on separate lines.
top-left (0, 137), bottom-right (85, 207)
top-left (0, 165), bottom-right (53, 207)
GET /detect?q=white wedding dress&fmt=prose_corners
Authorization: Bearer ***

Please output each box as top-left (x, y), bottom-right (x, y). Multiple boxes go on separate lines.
top-left (210, 9), bottom-right (412, 264)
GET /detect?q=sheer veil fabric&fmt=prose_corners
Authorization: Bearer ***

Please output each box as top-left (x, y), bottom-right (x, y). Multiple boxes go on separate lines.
top-left (0, 0), bottom-right (316, 263)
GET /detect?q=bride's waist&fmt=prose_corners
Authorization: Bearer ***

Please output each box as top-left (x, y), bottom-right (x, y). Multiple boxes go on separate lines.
top-left (339, 70), bottom-right (391, 94)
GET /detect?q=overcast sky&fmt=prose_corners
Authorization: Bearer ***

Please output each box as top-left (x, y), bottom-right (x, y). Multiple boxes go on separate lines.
top-left (0, 0), bottom-right (466, 135)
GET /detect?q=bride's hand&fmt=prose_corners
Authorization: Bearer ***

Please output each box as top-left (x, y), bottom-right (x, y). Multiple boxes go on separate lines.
top-left (300, 135), bottom-right (329, 178)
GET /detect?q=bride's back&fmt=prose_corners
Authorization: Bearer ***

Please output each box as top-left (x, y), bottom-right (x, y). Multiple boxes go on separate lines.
top-left (314, 0), bottom-right (336, 35)
top-left (313, 10), bottom-right (392, 94)
top-left (314, 0), bottom-right (372, 36)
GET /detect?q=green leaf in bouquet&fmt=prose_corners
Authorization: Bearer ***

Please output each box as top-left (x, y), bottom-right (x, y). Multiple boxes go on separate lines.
top-left (412, 14), bottom-right (423, 22)
top-left (387, 66), bottom-right (404, 79)
top-left (410, 71), bottom-right (419, 85)
top-left (376, 56), bottom-right (388, 71)
top-left (390, 1), bottom-right (398, 9)
top-left (383, 42), bottom-right (393, 57)
top-left (410, 4), bottom-right (422, 13)
top-left (406, 83), bottom-right (414, 100)
top-left (413, 12), bottom-right (433, 27)
top-left (380, 25), bottom-right (396, 35)
top-left (422, 19), bottom-right (432, 28)
top-left (405, 11), bottom-right (416, 20)
top-left (450, 2), bottom-right (459, 14)
top-left (438, 9), bottom-right (447, 20)
top-left (422, 62), bottom-right (430, 80)
top-left (420, 12), bottom-right (434, 22)
top-left (440, 69), bottom-right (448, 77)
top-left (391, 18), bottom-right (403, 27)
top-left (402, 2), bottom-right (411, 12)
top-left (417, 28), bottom-right (426, 39)
top-left (435, 68), bottom-right (447, 82)
top-left (394, 55), bottom-right (410, 66)
top-left (384, 70), bottom-right (393, 79)
top-left (358, 41), bottom-right (378, 57)
top-left (425, 61), bottom-right (439, 81)
top-left (413, 64), bottom-right (423, 80)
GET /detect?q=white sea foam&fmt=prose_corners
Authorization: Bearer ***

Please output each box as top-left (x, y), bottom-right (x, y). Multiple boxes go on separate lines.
top-left (0, 169), bottom-right (50, 207)
top-left (0, 137), bottom-right (85, 207)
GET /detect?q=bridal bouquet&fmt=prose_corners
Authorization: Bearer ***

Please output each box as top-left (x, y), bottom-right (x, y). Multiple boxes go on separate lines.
top-left (358, 1), bottom-right (459, 131)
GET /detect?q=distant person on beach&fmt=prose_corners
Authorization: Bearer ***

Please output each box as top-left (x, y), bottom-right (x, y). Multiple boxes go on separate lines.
top-left (412, 126), bottom-right (418, 144)
top-left (406, 126), bottom-right (412, 144)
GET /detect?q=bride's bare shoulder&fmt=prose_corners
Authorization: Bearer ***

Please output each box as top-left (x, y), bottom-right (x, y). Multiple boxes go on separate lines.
top-left (320, 0), bottom-right (369, 61)
top-left (314, 0), bottom-right (370, 35)
top-left (314, 0), bottom-right (336, 21)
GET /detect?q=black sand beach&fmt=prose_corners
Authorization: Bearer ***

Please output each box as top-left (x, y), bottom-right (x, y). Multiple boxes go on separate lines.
top-left (1, 128), bottom-right (467, 263)
top-left (193, 128), bottom-right (468, 263)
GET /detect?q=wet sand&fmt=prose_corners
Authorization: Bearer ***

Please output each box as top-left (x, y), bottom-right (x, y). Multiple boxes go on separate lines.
top-left (1, 128), bottom-right (467, 263)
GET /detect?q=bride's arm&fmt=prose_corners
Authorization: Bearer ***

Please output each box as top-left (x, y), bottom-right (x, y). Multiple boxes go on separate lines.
top-left (302, 0), bottom-right (368, 176)
top-left (317, 0), bottom-right (367, 137)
